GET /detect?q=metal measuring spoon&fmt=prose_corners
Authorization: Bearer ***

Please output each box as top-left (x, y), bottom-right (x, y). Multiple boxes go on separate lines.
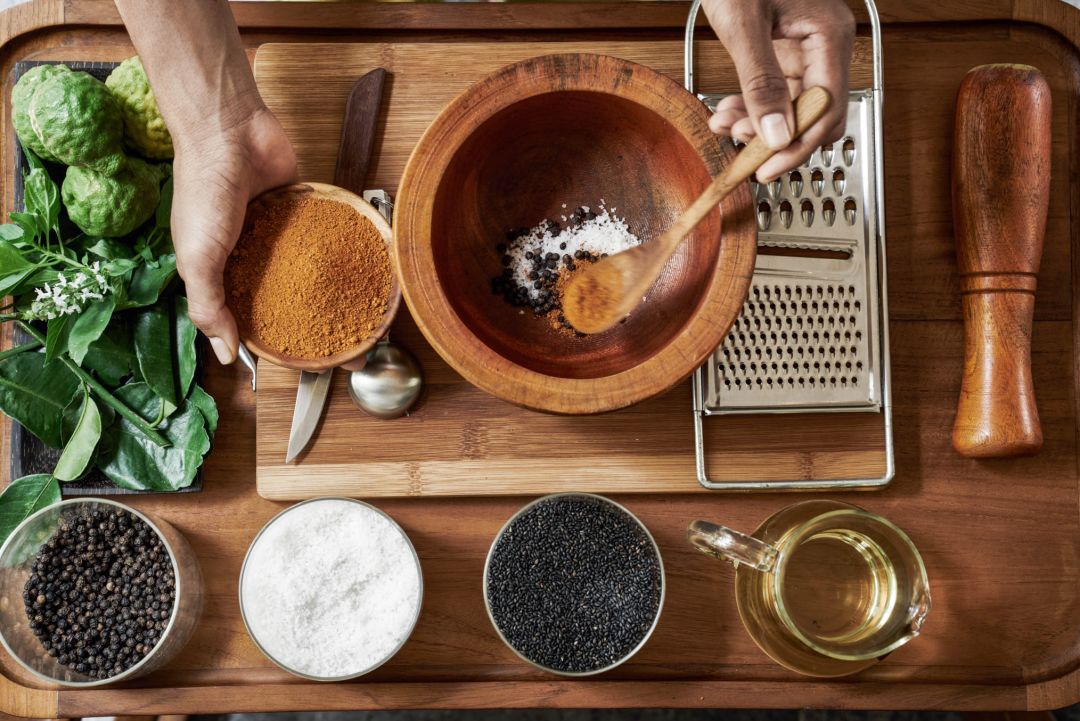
top-left (347, 337), bottom-right (422, 419)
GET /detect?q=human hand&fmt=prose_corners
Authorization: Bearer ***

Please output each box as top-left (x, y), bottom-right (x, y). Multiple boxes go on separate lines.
top-left (701, 0), bottom-right (854, 181)
top-left (172, 107), bottom-right (297, 364)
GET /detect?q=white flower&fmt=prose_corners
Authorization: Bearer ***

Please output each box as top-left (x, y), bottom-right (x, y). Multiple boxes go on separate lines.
top-left (21, 265), bottom-right (112, 322)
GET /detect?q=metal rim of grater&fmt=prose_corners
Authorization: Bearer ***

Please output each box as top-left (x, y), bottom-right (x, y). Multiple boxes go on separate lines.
top-left (685, 0), bottom-right (894, 491)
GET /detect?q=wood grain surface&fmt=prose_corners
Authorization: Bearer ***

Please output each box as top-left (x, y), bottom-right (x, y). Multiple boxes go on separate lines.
top-left (254, 39), bottom-right (880, 493)
top-left (951, 64), bottom-right (1050, 457)
top-left (0, 1), bottom-right (1079, 716)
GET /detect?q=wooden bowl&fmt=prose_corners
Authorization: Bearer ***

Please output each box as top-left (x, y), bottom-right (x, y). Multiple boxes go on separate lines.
top-left (234, 182), bottom-right (401, 372)
top-left (395, 54), bottom-right (756, 414)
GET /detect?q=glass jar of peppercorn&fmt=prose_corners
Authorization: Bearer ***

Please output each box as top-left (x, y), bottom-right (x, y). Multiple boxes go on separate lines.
top-left (0, 498), bottom-right (203, 687)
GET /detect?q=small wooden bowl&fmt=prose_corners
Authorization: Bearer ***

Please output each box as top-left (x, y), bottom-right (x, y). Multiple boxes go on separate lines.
top-left (234, 182), bottom-right (401, 372)
top-left (395, 54), bottom-right (756, 414)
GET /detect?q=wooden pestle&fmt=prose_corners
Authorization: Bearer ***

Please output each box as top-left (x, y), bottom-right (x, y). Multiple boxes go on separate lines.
top-left (951, 64), bottom-right (1050, 458)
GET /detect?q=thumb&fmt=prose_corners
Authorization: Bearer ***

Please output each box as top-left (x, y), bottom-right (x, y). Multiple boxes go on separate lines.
top-left (176, 247), bottom-right (240, 365)
top-left (708, 7), bottom-right (795, 150)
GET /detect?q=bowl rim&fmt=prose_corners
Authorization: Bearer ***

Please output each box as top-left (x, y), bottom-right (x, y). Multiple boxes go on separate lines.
top-left (394, 52), bottom-right (757, 414)
top-left (237, 496), bottom-right (424, 682)
top-left (0, 497), bottom-right (186, 688)
top-left (235, 182), bottom-right (402, 372)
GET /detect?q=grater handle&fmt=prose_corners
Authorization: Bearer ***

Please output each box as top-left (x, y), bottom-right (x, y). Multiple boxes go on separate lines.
top-left (951, 64), bottom-right (1050, 458)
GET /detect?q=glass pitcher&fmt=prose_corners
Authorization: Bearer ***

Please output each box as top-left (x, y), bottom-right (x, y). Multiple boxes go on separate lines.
top-left (688, 500), bottom-right (930, 677)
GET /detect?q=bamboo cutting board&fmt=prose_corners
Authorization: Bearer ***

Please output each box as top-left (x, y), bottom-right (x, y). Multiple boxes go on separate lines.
top-left (252, 40), bottom-right (885, 499)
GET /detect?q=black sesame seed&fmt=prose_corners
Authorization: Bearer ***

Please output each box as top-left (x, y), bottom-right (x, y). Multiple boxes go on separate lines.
top-left (485, 495), bottom-right (662, 674)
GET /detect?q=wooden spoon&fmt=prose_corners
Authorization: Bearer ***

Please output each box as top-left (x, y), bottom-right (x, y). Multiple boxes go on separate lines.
top-left (562, 86), bottom-right (832, 334)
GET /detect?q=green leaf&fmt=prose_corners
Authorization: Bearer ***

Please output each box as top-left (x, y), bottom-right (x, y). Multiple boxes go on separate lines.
top-left (54, 390), bottom-right (102, 482)
top-left (0, 474), bottom-right (60, 546)
top-left (0, 239), bottom-right (36, 294)
top-left (134, 302), bottom-right (178, 406)
top-left (23, 166), bottom-right (60, 239)
top-left (0, 351), bottom-right (80, 447)
top-left (85, 238), bottom-right (134, 261)
top-left (188, 384), bottom-right (218, 436)
top-left (44, 314), bottom-right (72, 362)
top-left (97, 382), bottom-right (210, 491)
top-left (121, 253), bottom-right (176, 309)
top-left (175, 296), bottom-right (197, 399)
top-left (9, 212), bottom-right (39, 242)
top-left (67, 295), bottom-right (116, 366)
top-left (0, 224), bottom-right (24, 241)
top-left (82, 322), bottom-right (133, 386)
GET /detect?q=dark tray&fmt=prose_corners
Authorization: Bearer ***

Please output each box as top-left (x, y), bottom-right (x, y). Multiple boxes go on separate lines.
top-left (8, 59), bottom-right (201, 495)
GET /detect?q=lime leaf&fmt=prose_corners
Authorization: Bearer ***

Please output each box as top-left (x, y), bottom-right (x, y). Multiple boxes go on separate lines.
top-left (175, 296), bottom-right (196, 399)
top-left (54, 391), bottom-right (102, 482)
top-left (97, 381), bottom-right (209, 491)
top-left (188, 384), bottom-right (218, 436)
top-left (67, 295), bottom-right (116, 366)
top-left (0, 474), bottom-right (60, 546)
top-left (0, 351), bottom-right (80, 448)
top-left (134, 302), bottom-right (178, 406)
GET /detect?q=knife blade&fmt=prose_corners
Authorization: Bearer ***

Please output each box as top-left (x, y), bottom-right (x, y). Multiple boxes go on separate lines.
top-left (286, 68), bottom-right (388, 463)
top-left (285, 369), bottom-right (334, 463)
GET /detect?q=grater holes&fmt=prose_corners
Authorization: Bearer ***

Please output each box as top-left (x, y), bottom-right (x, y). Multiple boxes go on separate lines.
top-left (779, 201), bottom-right (793, 228)
top-left (822, 198), bottom-right (836, 227)
top-left (757, 201), bottom-right (771, 231)
top-left (832, 169), bottom-right (846, 195)
top-left (820, 144), bottom-right (834, 166)
top-left (722, 281), bottom-right (866, 394)
top-left (842, 137), bottom-right (856, 166)
top-left (800, 199), bottom-right (814, 227)
top-left (768, 179), bottom-right (783, 199)
top-left (811, 168), bottom-right (825, 196)
top-left (789, 171), bottom-right (803, 196)
top-left (844, 197), bottom-right (857, 226)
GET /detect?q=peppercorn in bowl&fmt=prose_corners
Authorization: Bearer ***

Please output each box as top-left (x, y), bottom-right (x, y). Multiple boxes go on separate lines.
top-left (0, 498), bottom-right (203, 687)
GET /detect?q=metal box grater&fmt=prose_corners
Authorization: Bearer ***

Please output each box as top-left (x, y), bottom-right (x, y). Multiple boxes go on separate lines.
top-left (684, 0), bottom-right (894, 490)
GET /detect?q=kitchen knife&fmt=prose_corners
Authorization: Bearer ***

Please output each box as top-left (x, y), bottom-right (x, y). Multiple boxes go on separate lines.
top-left (286, 68), bottom-right (388, 463)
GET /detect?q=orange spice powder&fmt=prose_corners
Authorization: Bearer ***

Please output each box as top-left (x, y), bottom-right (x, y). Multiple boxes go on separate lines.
top-left (225, 196), bottom-right (392, 359)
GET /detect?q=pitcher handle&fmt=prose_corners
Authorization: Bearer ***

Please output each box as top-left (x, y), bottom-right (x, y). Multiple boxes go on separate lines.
top-left (687, 520), bottom-right (779, 572)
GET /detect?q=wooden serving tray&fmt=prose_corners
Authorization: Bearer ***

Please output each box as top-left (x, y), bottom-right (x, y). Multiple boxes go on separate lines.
top-left (252, 39), bottom-right (887, 498)
top-left (1, 1), bottom-right (1079, 716)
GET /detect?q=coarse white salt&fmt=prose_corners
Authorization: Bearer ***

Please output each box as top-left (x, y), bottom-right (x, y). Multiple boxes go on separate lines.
top-left (504, 202), bottom-right (641, 303)
top-left (240, 499), bottom-right (422, 679)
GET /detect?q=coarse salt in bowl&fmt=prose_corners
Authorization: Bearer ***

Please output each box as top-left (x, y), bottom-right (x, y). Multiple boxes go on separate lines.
top-left (239, 497), bottom-right (423, 681)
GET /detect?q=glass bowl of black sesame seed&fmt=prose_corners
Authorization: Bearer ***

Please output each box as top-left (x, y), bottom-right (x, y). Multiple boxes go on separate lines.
top-left (483, 493), bottom-right (665, 676)
top-left (0, 498), bottom-right (204, 687)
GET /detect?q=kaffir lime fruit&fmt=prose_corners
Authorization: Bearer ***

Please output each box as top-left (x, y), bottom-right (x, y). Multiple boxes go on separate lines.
top-left (62, 157), bottom-right (162, 238)
top-left (106, 57), bottom-right (174, 160)
top-left (29, 70), bottom-right (126, 175)
top-left (11, 64), bottom-right (72, 163)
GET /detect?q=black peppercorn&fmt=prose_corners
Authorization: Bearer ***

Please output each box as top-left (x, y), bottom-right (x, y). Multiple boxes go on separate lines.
top-left (23, 508), bottom-right (175, 680)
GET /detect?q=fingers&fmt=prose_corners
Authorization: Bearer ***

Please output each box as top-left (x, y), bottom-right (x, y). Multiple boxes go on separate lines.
top-left (176, 242), bottom-right (240, 365)
top-left (758, 1), bottom-right (854, 179)
top-left (703, 1), bottom-right (795, 151)
top-left (171, 159), bottom-right (247, 365)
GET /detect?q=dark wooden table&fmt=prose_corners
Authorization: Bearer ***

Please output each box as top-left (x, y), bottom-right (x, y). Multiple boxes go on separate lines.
top-left (1, 0), bottom-right (1079, 716)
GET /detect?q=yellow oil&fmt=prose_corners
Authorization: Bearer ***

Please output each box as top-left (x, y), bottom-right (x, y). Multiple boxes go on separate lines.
top-left (740, 528), bottom-right (908, 659)
top-left (780, 529), bottom-right (899, 648)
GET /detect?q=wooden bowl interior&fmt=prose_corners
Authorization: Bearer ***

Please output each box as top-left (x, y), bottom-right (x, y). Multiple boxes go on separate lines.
top-left (234, 183), bottom-right (401, 372)
top-left (431, 90), bottom-right (721, 380)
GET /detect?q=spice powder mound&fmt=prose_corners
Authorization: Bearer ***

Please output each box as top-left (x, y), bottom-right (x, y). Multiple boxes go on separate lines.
top-left (226, 196), bottom-right (392, 359)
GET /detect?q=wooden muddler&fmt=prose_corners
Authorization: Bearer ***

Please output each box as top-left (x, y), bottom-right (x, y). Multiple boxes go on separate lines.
top-left (951, 64), bottom-right (1050, 458)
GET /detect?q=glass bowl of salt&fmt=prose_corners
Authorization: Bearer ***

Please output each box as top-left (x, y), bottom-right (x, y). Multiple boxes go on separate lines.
top-left (238, 497), bottom-right (423, 681)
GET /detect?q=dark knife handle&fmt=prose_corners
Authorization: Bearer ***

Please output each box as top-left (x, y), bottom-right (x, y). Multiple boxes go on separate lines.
top-left (334, 68), bottom-right (388, 194)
